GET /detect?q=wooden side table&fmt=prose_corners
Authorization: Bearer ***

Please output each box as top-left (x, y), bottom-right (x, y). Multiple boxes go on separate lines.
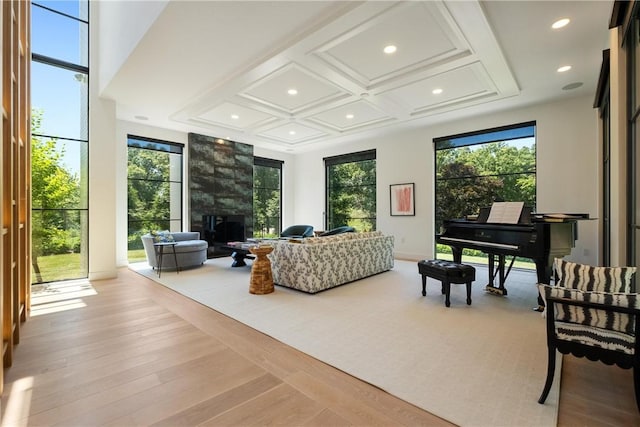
top-left (154, 242), bottom-right (179, 278)
top-left (248, 246), bottom-right (274, 294)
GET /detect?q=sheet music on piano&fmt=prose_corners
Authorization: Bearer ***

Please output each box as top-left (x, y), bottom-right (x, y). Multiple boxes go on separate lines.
top-left (486, 201), bottom-right (524, 224)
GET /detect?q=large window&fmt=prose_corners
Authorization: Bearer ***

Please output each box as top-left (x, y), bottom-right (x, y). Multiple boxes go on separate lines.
top-left (31, 1), bottom-right (89, 283)
top-left (325, 150), bottom-right (376, 232)
top-left (434, 122), bottom-right (536, 264)
top-left (629, 9), bottom-right (640, 269)
top-left (253, 157), bottom-right (282, 238)
top-left (127, 136), bottom-right (183, 262)
top-left (595, 49), bottom-right (611, 266)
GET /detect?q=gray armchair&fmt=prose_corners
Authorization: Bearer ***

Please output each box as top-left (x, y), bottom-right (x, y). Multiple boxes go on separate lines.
top-left (140, 231), bottom-right (208, 270)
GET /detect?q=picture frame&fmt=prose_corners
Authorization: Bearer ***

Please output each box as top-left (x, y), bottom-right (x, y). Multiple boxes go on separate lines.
top-left (390, 183), bottom-right (415, 216)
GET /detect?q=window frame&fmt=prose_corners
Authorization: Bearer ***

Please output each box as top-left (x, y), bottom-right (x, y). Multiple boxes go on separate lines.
top-left (126, 135), bottom-right (184, 261)
top-left (253, 156), bottom-right (283, 238)
top-left (30, 0), bottom-right (89, 283)
top-left (324, 149), bottom-right (377, 231)
top-left (433, 122), bottom-right (537, 264)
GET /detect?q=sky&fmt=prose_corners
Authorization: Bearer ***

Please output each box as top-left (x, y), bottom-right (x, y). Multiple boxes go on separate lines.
top-left (31, 1), bottom-right (88, 174)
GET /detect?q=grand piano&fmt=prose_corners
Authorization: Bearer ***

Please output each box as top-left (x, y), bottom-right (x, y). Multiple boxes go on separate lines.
top-left (436, 203), bottom-right (588, 307)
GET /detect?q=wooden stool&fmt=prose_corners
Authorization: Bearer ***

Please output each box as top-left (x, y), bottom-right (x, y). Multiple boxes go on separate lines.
top-left (249, 246), bottom-right (274, 294)
top-left (418, 259), bottom-right (475, 307)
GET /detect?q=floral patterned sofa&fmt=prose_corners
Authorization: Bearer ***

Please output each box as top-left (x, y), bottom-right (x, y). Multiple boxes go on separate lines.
top-left (267, 231), bottom-right (394, 293)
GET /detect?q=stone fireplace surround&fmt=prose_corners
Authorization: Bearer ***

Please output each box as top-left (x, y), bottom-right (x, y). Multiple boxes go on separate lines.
top-left (188, 133), bottom-right (254, 257)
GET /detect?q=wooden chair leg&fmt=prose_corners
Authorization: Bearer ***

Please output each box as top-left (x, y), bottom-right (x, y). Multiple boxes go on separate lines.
top-left (538, 346), bottom-right (556, 404)
top-left (634, 365), bottom-right (640, 413)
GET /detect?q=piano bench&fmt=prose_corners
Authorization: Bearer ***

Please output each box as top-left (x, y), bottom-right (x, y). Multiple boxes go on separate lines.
top-left (418, 259), bottom-right (476, 307)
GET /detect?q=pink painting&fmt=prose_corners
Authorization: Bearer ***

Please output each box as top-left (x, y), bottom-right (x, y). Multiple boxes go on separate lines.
top-left (390, 183), bottom-right (415, 216)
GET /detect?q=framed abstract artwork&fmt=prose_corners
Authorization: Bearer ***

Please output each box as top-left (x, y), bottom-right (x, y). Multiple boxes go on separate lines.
top-left (390, 183), bottom-right (415, 216)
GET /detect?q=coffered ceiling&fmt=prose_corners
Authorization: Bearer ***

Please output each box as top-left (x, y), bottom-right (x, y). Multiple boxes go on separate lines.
top-left (101, 1), bottom-right (612, 153)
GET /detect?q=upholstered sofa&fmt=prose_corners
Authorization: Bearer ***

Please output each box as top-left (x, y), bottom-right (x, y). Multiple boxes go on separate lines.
top-left (141, 231), bottom-right (208, 270)
top-left (267, 231), bottom-right (394, 293)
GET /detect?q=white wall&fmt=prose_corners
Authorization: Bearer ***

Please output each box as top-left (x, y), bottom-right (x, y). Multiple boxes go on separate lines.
top-left (97, 0), bottom-right (169, 94)
top-left (88, 2), bottom-right (117, 280)
top-left (291, 95), bottom-right (600, 265)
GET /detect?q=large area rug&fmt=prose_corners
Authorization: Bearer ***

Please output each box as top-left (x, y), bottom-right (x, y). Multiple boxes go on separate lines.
top-left (129, 258), bottom-right (561, 426)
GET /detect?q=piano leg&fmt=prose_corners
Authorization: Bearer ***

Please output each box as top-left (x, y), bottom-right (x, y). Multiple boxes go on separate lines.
top-left (486, 254), bottom-right (508, 296)
top-left (452, 247), bottom-right (462, 264)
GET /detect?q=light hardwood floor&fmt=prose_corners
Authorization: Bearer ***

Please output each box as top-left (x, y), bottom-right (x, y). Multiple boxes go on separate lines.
top-left (2, 267), bottom-right (639, 426)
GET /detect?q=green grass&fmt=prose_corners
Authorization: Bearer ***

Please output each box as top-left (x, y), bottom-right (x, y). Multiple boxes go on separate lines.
top-left (31, 249), bottom-right (149, 284)
top-left (128, 249), bottom-right (147, 263)
top-left (436, 252), bottom-right (536, 270)
top-left (31, 253), bottom-right (85, 284)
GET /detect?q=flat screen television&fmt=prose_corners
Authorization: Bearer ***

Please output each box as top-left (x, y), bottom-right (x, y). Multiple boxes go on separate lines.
top-left (202, 215), bottom-right (245, 249)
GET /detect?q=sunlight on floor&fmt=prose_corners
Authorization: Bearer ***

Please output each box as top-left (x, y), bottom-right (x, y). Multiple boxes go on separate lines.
top-left (30, 279), bottom-right (97, 316)
top-left (1, 376), bottom-right (33, 427)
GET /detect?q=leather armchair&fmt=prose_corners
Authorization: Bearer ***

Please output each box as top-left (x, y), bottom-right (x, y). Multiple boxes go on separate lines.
top-left (280, 224), bottom-right (314, 238)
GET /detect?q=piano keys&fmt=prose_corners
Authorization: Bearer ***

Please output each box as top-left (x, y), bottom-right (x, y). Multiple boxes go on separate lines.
top-left (436, 209), bottom-right (588, 308)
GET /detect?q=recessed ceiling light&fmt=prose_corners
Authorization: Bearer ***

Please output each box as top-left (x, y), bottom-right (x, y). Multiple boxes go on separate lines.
top-left (432, 88), bottom-right (443, 95)
top-left (346, 114), bottom-right (354, 119)
top-left (562, 82), bottom-right (583, 90)
top-left (289, 131), bottom-right (296, 135)
top-left (552, 18), bottom-right (570, 29)
top-left (557, 65), bottom-right (572, 73)
top-left (231, 114), bottom-right (239, 119)
top-left (288, 88), bottom-right (298, 95)
top-left (383, 45), bottom-right (397, 54)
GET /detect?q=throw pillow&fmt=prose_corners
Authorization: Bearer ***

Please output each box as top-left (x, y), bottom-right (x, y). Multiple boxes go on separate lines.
top-left (553, 258), bottom-right (636, 293)
top-left (151, 230), bottom-right (175, 243)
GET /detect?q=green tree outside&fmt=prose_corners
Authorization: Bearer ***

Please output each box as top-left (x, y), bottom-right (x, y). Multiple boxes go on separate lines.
top-left (327, 159), bottom-right (376, 232)
top-left (31, 110), bottom-right (83, 283)
top-left (435, 139), bottom-right (536, 265)
top-left (253, 164), bottom-right (281, 237)
top-left (127, 144), bottom-right (176, 251)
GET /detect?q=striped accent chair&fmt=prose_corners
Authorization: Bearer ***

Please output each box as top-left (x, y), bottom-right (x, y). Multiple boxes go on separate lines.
top-left (537, 259), bottom-right (640, 411)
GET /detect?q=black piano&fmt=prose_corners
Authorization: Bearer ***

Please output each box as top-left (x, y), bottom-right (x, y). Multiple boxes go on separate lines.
top-left (436, 207), bottom-right (588, 307)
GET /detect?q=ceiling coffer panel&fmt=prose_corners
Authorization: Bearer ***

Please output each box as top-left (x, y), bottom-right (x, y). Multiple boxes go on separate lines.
top-left (383, 62), bottom-right (498, 115)
top-left (239, 63), bottom-right (352, 115)
top-left (306, 99), bottom-right (395, 132)
top-left (312, 1), bottom-right (472, 89)
top-left (258, 121), bottom-right (328, 144)
top-left (195, 102), bottom-right (280, 131)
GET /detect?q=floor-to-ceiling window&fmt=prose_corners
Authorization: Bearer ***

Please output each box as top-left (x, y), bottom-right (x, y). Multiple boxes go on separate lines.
top-left (127, 136), bottom-right (183, 262)
top-left (253, 157), bottom-right (282, 238)
top-left (595, 49), bottom-right (611, 266)
top-left (434, 122), bottom-right (536, 265)
top-left (628, 6), bottom-right (640, 268)
top-left (325, 150), bottom-right (376, 232)
top-left (30, 1), bottom-right (89, 283)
